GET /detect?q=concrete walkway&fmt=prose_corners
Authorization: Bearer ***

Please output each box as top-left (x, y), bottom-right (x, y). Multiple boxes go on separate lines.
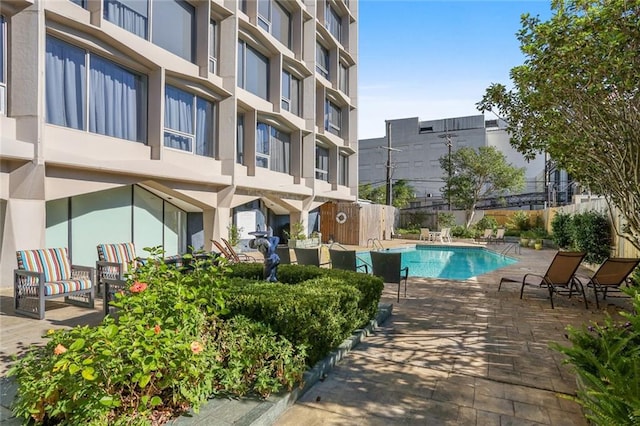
top-left (0, 241), bottom-right (633, 425)
top-left (275, 245), bottom-right (631, 425)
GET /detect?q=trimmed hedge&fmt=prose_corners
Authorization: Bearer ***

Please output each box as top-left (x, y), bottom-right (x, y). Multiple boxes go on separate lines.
top-left (226, 263), bottom-right (384, 365)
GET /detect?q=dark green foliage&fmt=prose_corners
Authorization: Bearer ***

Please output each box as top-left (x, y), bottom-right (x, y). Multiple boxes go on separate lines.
top-left (551, 287), bottom-right (640, 425)
top-left (572, 211), bottom-right (611, 264)
top-left (225, 264), bottom-right (384, 365)
top-left (224, 278), bottom-right (361, 365)
top-left (551, 212), bottom-right (573, 249)
top-left (475, 216), bottom-right (498, 232)
top-left (451, 225), bottom-right (476, 238)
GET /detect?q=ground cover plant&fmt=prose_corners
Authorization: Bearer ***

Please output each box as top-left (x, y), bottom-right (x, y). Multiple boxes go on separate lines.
top-left (552, 287), bottom-right (640, 425)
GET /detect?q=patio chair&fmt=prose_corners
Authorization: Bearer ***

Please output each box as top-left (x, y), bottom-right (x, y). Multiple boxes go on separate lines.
top-left (293, 247), bottom-right (330, 267)
top-left (575, 258), bottom-right (640, 309)
top-left (477, 228), bottom-right (493, 243)
top-left (490, 228), bottom-right (506, 244)
top-left (329, 248), bottom-right (369, 273)
top-left (370, 251), bottom-right (409, 302)
top-left (419, 228), bottom-right (431, 241)
top-left (436, 227), bottom-right (452, 243)
top-left (15, 247), bottom-right (95, 320)
top-left (498, 251), bottom-right (587, 309)
top-left (276, 245), bottom-right (295, 264)
top-left (96, 242), bottom-right (138, 294)
top-left (221, 238), bottom-right (257, 263)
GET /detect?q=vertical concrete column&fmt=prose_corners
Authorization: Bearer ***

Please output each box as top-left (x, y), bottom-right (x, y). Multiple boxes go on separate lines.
top-left (245, 109), bottom-right (257, 176)
top-left (213, 185), bottom-right (235, 243)
top-left (201, 208), bottom-right (215, 251)
top-left (196, 1), bottom-right (212, 78)
top-left (291, 130), bottom-right (302, 184)
top-left (148, 68), bottom-right (164, 160)
top-left (329, 145), bottom-right (338, 190)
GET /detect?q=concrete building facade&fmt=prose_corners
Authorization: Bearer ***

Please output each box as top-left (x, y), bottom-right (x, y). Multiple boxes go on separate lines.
top-left (358, 115), bottom-right (546, 209)
top-left (0, 0), bottom-right (358, 287)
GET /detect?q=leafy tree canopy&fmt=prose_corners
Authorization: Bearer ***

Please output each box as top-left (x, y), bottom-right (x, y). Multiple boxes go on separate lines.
top-left (358, 180), bottom-right (416, 209)
top-left (477, 0), bottom-right (640, 249)
top-left (440, 146), bottom-right (525, 228)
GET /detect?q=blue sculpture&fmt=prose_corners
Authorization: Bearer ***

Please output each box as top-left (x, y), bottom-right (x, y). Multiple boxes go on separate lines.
top-left (248, 231), bottom-right (280, 282)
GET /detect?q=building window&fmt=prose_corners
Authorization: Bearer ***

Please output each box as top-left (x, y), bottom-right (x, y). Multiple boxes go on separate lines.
top-left (316, 42), bottom-right (329, 79)
top-left (103, 0), bottom-right (195, 63)
top-left (257, 0), bottom-right (292, 48)
top-left (325, 100), bottom-right (342, 137)
top-left (325, 3), bottom-right (342, 43)
top-left (70, 0), bottom-right (87, 8)
top-left (209, 19), bottom-right (217, 74)
top-left (0, 15), bottom-right (6, 115)
top-left (238, 40), bottom-right (269, 100)
top-left (236, 114), bottom-right (244, 164)
top-left (339, 62), bottom-right (348, 94)
top-left (281, 70), bottom-right (300, 116)
top-left (45, 36), bottom-right (146, 142)
top-left (339, 153), bottom-right (348, 186)
top-left (315, 145), bottom-right (329, 181)
top-left (256, 122), bottom-right (290, 173)
top-left (164, 85), bottom-right (214, 157)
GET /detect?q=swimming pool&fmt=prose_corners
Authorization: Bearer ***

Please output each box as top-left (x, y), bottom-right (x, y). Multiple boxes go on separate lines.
top-left (357, 246), bottom-right (518, 280)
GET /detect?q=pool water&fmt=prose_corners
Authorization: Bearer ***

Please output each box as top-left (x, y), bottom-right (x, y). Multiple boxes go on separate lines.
top-left (357, 246), bottom-right (518, 280)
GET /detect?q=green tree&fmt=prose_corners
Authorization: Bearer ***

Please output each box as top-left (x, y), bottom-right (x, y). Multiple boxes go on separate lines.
top-left (477, 0), bottom-right (640, 250)
top-left (358, 183), bottom-right (385, 204)
top-left (389, 179), bottom-right (416, 209)
top-left (440, 146), bottom-right (525, 228)
top-left (358, 180), bottom-right (416, 209)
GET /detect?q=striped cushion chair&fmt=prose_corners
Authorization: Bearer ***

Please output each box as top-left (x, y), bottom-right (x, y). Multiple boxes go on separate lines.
top-left (96, 243), bottom-right (138, 294)
top-left (15, 248), bottom-right (95, 320)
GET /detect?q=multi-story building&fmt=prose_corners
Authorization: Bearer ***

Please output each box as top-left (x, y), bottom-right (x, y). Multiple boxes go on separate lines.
top-left (358, 115), bottom-right (546, 210)
top-left (0, 0), bottom-right (358, 287)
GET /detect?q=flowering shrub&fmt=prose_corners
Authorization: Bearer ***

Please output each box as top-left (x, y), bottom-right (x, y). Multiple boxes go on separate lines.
top-left (551, 287), bottom-right (640, 424)
top-left (9, 248), bottom-right (306, 425)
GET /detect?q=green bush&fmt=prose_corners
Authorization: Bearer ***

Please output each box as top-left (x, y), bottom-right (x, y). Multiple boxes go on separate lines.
top-left (507, 210), bottom-right (531, 231)
top-left (551, 287), bottom-right (640, 425)
top-left (451, 225), bottom-right (476, 238)
top-left (572, 211), bottom-right (611, 264)
top-left (474, 216), bottom-right (498, 232)
top-left (9, 252), bottom-right (306, 425)
top-left (226, 263), bottom-right (384, 365)
top-left (551, 212), bottom-right (573, 249)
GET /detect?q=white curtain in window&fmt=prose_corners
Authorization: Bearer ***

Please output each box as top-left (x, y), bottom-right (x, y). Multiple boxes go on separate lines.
top-left (270, 128), bottom-right (290, 173)
top-left (89, 55), bottom-right (142, 141)
top-left (164, 85), bottom-right (193, 151)
top-left (103, 0), bottom-right (148, 39)
top-left (256, 122), bottom-right (269, 154)
top-left (195, 98), bottom-right (213, 157)
top-left (45, 37), bottom-right (86, 130)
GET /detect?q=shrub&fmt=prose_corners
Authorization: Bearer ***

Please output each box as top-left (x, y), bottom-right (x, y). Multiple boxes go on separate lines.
top-left (551, 212), bottom-right (573, 249)
top-left (572, 211), bottom-right (611, 264)
top-left (224, 278), bottom-right (361, 365)
top-left (474, 215), bottom-right (498, 232)
top-left (551, 287), bottom-right (640, 425)
top-left (9, 252), bottom-right (306, 425)
top-left (226, 264), bottom-right (384, 365)
top-left (507, 210), bottom-right (531, 231)
top-left (437, 212), bottom-right (456, 229)
top-left (451, 225), bottom-right (476, 238)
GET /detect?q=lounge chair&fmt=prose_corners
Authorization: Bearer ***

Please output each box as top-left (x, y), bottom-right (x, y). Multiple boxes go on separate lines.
top-left (419, 228), bottom-right (431, 241)
top-left (96, 242), bottom-right (138, 294)
top-left (221, 238), bottom-right (257, 263)
top-left (490, 228), bottom-right (506, 244)
top-left (435, 227), bottom-right (452, 243)
top-left (575, 258), bottom-right (640, 309)
top-left (370, 251), bottom-right (408, 302)
top-left (329, 248), bottom-right (369, 273)
top-left (276, 245), bottom-right (294, 264)
top-left (477, 228), bottom-right (493, 243)
top-left (499, 251), bottom-right (587, 309)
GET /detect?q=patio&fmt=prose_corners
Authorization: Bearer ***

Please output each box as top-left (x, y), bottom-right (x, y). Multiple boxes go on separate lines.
top-left (0, 241), bottom-right (633, 425)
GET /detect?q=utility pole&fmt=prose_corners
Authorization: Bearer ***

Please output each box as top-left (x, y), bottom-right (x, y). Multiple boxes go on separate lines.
top-left (438, 132), bottom-right (457, 211)
top-left (380, 121), bottom-right (402, 206)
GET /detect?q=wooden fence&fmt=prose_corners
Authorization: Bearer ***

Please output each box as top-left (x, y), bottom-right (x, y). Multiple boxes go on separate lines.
top-left (320, 202), bottom-right (398, 246)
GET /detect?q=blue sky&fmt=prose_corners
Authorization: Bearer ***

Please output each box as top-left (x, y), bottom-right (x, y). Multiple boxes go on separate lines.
top-left (357, 1), bottom-right (552, 139)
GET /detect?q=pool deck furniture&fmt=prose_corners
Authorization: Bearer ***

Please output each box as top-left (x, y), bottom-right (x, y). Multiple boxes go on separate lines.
top-left (499, 251), bottom-right (588, 309)
top-left (575, 257), bottom-right (640, 309)
top-left (328, 248), bottom-right (369, 273)
top-left (221, 238), bottom-right (257, 263)
top-left (476, 228), bottom-right (494, 244)
top-left (293, 247), bottom-right (330, 267)
top-left (370, 251), bottom-right (409, 302)
top-left (419, 228), bottom-right (431, 241)
top-left (14, 247), bottom-right (95, 320)
top-left (489, 228), bottom-right (506, 244)
top-left (276, 245), bottom-right (295, 264)
top-left (96, 242), bottom-right (138, 295)
top-left (430, 227), bottom-right (452, 244)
